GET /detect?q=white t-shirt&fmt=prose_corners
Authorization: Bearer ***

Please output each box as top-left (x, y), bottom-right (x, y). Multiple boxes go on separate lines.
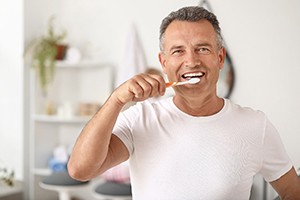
top-left (113, 97), bottom-right (292, 200)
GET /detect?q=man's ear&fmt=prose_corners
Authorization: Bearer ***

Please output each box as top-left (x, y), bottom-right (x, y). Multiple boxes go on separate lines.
top-left (158, 52), bottom-right (167, 74)
top-left (218, 47), bottom-right (226, 70)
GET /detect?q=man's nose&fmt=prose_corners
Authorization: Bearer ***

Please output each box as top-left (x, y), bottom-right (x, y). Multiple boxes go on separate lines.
top-left (183, 51), bottom-right (201, 68)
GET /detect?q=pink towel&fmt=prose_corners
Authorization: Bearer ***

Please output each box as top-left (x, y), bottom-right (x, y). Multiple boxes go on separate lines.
top-left (101, 161), bottom-right (130, 184)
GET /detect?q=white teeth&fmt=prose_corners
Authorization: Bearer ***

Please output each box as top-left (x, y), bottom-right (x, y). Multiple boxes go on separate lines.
top-left (183, 72), bottom-right (204, 78)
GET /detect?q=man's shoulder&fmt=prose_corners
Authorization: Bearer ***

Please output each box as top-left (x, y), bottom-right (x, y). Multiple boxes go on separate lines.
top-left (123, 97), bottom-right (172, 115)
top-left (139, 96), bottom-right (172, 108)
top-left (226, 99), bottom-right (266, 119)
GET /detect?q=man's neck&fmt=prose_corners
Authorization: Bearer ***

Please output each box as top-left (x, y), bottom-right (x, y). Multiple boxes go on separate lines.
top-left (173, 94), bottom-right (224, 117)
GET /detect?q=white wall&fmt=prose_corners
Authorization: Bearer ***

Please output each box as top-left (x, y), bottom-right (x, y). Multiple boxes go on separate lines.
top-left (0, 0), bottom-right (298, 197)
top-left (0, 0), bottom-right (23, 180)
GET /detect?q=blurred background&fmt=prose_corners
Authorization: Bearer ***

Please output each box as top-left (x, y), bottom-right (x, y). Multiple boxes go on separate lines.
top-left (0, 0), bottom-right (299, 199)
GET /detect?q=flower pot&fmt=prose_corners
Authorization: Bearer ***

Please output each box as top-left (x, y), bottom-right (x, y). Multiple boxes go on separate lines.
top-left (56, 44), bottom-right (68, 60)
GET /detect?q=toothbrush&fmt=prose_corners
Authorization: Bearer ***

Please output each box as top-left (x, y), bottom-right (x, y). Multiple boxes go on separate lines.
top-left (166, 77), bottom-right (200, 88)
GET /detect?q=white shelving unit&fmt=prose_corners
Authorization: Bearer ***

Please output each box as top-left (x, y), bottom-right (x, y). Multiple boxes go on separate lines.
top-left (28, 60), bottom-right (114, 200)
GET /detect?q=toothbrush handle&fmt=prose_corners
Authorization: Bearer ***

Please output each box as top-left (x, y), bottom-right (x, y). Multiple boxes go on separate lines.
top-left (166, 81), bottom-right (188, 88)
top-left (166, 82), bottom-right (178, 87)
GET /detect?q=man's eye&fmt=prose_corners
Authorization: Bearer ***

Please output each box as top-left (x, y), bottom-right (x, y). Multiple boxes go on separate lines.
top-left (197, 48), bottom-right (210, 54)
top-left (171, 50), bottom-right (183, 55)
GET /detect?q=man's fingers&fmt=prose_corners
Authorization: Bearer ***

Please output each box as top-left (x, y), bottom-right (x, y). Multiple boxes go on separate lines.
top-left (115, 73), bottom-right (166, 104)
top-left (150, 74), bottom-right (166, 96)
top-left (137, 74), bottom-right (166, 98)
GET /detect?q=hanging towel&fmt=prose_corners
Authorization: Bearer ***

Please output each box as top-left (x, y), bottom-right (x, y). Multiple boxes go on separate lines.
top-left (115, 23), bottom-right (148, 88)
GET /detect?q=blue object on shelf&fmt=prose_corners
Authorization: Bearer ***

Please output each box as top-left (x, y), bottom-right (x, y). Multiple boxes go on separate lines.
top-left (48, 157), bottom-right (67, 172)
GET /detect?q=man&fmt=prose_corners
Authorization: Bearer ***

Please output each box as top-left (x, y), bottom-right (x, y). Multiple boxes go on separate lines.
top-left (68, 6), bottom-right (300, 199)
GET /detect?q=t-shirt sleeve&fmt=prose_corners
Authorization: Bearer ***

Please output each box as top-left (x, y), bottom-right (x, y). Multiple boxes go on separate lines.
top-left (112, 107), bottom-right (138, 156)
top-left (260, 117), bottom-right (293, 182)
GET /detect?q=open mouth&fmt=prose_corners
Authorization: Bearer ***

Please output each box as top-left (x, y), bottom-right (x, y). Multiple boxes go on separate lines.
top-left (181, 72), bottom-right (204, 80)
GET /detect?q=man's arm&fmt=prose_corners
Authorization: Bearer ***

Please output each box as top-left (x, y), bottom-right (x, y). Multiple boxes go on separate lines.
top-left (270, 167), bottom-right (300, 200)
top-left (68, 95), bottom-right (129, 181)
top-left (67, 73), bottom-right (166, 181)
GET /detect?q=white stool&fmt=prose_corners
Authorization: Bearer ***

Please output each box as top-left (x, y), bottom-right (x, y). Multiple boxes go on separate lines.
top-left (39, 171), bottom-right (89, 200)
top-left (93, 181), bottom-right (132, 200)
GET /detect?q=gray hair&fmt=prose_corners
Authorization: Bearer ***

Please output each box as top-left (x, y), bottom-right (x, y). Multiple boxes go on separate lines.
top-left (159, 6), bottom-right (223, 51)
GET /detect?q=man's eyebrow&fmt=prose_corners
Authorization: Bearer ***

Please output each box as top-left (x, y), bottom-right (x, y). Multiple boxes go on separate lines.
top-left (195, 42), bottom-right (213, 47)
top-left (169, 45), bottom-right (184, 52)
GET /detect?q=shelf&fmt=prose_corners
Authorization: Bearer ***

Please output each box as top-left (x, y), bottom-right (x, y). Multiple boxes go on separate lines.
top-left (29, 58), bottom-right (113, 199)
top-left (32, 168), bottom-right (52, 176)
top-left (55, 60), bottom-right (111, 69)
top-left (33, 114), bottom-right (91, 123)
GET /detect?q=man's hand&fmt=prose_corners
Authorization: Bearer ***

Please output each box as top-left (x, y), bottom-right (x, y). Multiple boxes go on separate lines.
top-left (111, 73), bottom-right (166, 106)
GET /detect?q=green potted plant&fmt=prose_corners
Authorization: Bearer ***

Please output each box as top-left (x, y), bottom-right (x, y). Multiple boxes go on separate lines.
top-left (25, 16), bottom-right (67, 94)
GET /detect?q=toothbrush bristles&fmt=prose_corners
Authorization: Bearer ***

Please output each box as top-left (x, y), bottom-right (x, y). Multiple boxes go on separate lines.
top-left (188, 78), bottom-right (200, 84)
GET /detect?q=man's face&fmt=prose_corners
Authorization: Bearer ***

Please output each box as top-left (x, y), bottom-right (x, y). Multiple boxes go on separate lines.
top-left (159, 19), bottom-right (225, 97)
